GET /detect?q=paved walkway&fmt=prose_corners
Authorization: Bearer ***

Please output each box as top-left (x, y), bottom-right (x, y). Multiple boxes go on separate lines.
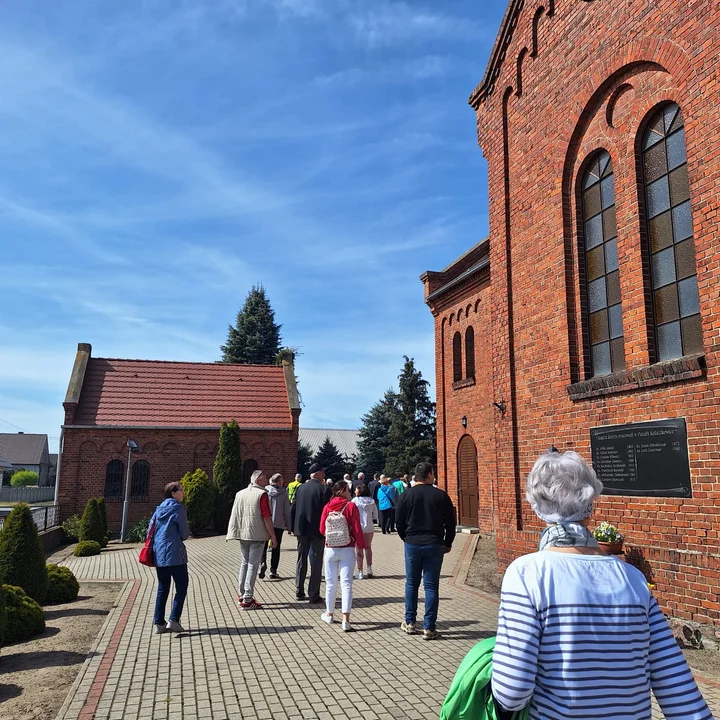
top-left (51, 533), bottom-right (720, 720)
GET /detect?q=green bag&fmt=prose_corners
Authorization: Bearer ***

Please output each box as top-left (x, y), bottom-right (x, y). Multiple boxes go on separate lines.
top-left (440, 636), bottom-right (529, 720)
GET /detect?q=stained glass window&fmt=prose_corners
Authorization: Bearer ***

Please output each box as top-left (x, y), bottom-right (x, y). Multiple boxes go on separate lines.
top-left (582, 150), bottom-right (625, 376)
top-left (642, 104), bottom-right (702, 360)
top-left (105, 460), bottom-right (123, 501)
top-left (131, 461), bottom-right (150, 500)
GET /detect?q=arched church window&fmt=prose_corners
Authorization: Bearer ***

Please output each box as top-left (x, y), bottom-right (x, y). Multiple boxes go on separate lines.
top-left (581, 149), bottom-right (625, 376)
top-left (452, 332), bottom-right (462, 383)
top-left (465, 327), bottom-right (475, 379)
top-left (641, 103), bottom-right (702, 360)
top-left (105, 460), bottom-right (123, 501)
top-left (131, 460), bottom-right (150, 500)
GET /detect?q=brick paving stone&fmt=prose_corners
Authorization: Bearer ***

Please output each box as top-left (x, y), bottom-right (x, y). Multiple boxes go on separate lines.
top-left (52, 532), bottom-right (720, 719)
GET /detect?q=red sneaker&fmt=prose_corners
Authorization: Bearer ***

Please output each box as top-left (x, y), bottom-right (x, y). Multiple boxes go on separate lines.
top-left (240, 598), bottom-right (263, 610)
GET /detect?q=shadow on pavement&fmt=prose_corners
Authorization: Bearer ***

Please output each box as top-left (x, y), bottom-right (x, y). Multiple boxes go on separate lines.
top-left (43, 608), bottom-right (110, 620)
top-left (0, 650), bottom-right (95, 670)
top-left (0, 684), bottom-right (22, 702)
top-left (175, 625), bottom-right (313, 638)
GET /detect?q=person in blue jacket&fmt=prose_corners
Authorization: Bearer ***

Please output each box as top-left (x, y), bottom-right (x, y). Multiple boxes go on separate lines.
top-left (376, 476), bottom-right (399, 534)
top-left (149, 481), bottom-right (190, 634)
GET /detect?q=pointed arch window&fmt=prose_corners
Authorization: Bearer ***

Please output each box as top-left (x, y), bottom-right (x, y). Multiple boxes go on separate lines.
top-left (131, 460), bottom-right (150, 500)
top-left (452, 332), bottom-right (462, 383)
top-left (105, 460), bottom-right (123, 501)
top-left (582, 150), bottom-right (625, 376)
top-left (465, 327), bottom-right (475, 379)
top-left (642, 103), bottom-right (702, 360)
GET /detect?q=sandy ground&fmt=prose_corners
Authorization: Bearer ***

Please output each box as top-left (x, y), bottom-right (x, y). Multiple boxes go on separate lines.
top-left (0, 582), bottom-right (122, 720)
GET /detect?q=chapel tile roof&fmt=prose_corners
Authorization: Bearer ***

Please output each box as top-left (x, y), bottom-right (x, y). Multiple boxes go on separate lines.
top-left (71, 358), bottom-right (294, 429)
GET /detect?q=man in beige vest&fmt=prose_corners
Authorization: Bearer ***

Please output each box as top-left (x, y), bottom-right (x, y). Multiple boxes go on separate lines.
top-left (227, 470), bottom-right (277, 610)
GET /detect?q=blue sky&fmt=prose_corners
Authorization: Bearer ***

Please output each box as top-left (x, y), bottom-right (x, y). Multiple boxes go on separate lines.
top-left (0, 0), bottom-right (505, 452)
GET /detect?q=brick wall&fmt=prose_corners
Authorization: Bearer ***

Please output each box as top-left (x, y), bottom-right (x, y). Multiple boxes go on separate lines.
top-left (429, 0), bottom-right (720, 626)
top-left (59, 427), bottom-right (298, 532)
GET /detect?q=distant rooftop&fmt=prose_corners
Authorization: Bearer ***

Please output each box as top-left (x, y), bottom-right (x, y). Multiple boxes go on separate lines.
top-left (299, 428), bottom-right (360, 458)
top-left (0, 433), bottom-right (49, 465)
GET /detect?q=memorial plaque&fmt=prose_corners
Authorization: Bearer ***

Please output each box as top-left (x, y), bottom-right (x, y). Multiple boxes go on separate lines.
top-left (590, 418), bottom-right (692, 498)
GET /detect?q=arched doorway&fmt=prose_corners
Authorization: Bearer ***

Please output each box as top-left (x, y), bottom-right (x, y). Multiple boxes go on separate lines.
top-left (242, 459), bottom-right (259, 490)
top-left (457, 436), bottom-right (479, 527)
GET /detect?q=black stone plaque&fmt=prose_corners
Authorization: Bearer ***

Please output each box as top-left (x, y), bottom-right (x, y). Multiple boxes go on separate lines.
top-left (590, 418), bottom-right (692, 498)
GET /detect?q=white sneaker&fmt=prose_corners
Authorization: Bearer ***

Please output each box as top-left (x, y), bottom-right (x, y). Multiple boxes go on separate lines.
top-left (154, 623), bottom-right (167, 635)
top-left (342, 621), bottom-right (354, 632)
top-left (366, 566), bottom-right (374, 578)
top-left (354, 572), bottom-right (364, 580)
top-left (166, 620), bottom-right (185, 633)
top-left (320, 612), bottom-right (334, 624)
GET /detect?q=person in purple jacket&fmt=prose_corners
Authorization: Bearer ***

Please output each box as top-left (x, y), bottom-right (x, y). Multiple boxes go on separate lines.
top-left (149, 482), bottom-right (190, 634)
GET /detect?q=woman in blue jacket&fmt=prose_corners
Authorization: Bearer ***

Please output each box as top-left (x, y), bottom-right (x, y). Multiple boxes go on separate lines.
top-left (149, 481), bottom-right (190, 634)
top-left (377, 476), bottom-right (398, 535)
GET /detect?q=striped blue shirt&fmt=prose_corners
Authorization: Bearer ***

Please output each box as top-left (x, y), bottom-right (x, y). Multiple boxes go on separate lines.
top-left (491, 551), bottom-right (712, 720)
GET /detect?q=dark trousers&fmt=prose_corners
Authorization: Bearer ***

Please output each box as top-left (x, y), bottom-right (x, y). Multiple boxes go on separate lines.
top-left (296, 535), bottom-right (324, 599)
top-left (154, 564), bottom-right (189, 625)
top-left (379, 508), bottom-right (393, 534)
top-left (390, 508), bottom-right (396, 532)
top-left (404, 543), bottom-right (444, 631)
top-left (261, 528), bottom-right (285, 573)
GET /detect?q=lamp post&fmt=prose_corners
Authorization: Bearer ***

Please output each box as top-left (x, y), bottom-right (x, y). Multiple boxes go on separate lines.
top-left (120, 440), bottom-right (138, 542)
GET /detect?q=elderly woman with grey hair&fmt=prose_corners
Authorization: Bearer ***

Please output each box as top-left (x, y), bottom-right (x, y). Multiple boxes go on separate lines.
top-left (491, 449), bottom-right (711, 720)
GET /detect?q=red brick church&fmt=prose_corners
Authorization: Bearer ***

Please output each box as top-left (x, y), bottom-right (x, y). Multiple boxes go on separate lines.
top-left (58, 344), bottom-right (300, 531)
top-left (423, 0), bottom-right (720, 626)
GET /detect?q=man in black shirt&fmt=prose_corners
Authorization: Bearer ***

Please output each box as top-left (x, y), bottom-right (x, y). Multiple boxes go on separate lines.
top-left (395, 462), bottom-right (456, 640)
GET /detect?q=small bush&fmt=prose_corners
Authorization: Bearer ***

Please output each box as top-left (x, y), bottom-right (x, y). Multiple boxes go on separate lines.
top-left (79, 498), bottom-right (105, 546)
top-left (46, 565), bottom-right (80, 604)
top-left (74, 540), bottom-right (101, 557)
top-left (181, 468), bottom-right (215, 537)
top-left (2, 584), bottom-right (45, 643)
top-left (9, 470), bottom-right (39, 487)
top-left (125, 517), bottom-right (150, 544)
top-left (0, 504), bottom-right (48, 604)
top-left (97, 498), bottom-right (111, 548)
top-left (62, 514), bottom-right (81, 542)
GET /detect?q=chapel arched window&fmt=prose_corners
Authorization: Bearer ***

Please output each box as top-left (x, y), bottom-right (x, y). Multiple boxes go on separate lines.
top-left (465, 327), bottom-right (475, 379)
top-left (642, 103), bottom-right (702, 360)
top-left (104, 460), bottom-right (123, 501)
top-left (581, 150), bottom-right (625, 376)
top-left (452, 332), bottom-right (462, 383)
top-left (131, 460), bottom-right (150, 500)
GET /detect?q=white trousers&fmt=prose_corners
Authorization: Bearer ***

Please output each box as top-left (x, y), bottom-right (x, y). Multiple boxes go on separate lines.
top-left (323, 546), bottom-right (355, 615)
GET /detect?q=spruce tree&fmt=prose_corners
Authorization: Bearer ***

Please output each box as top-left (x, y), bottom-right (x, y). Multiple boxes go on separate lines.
top-left (355, 390), bottom-right (400, 477)
top-left (220, 285), bottom-right (282, 364)
top-left (213, 420), bottom-right (243, 533)
top-left (79, 498), bottom-right (106, 546)
top-left (384, 357), bottom-right (437, 476)
top-left (0, 504), bottom-right (48, 604)
top-left (312, 437), bottom-right (347, 482)
top-left (297, 441), bottom-right (313, 479)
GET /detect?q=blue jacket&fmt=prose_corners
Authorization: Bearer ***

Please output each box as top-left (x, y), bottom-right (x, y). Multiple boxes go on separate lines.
top-left (377, 484), bottom-right (398, 511)
top-left (149, 498), bottom-right (190, 567)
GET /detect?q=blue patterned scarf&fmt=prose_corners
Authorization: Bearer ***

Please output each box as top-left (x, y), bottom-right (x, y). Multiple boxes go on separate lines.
top-left (538, 522), bottom-right (600, 551)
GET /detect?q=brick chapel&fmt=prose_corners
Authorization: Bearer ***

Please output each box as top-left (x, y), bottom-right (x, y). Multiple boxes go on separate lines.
top-left (58, 343), bottom-right (300, 531)
top-left (422, 0), bottom-right (720, 626)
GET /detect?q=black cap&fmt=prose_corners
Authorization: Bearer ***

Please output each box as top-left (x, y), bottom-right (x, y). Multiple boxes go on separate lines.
top-left (308, 463), bottom-right (325, 474)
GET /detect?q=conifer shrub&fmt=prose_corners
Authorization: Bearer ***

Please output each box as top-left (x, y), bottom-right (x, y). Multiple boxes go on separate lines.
top-left (181, 469), bottom-right (215, 537)
top-left (0, 504), bottom-right (48, 604)
top-left (97, 497), bottom-right (111, 548)
top-left (74, 540), bottom-right (101, 557)
top-left (46, 565), bottom-right (80, 604)
top-left (213, 420), bottom-right (243, 533)
top-left (79, 498), bottom-right (105, 546)
top-left (2, 584), bottom-right (45, 643)
top-left (0, 583), bottom-right (5, 648)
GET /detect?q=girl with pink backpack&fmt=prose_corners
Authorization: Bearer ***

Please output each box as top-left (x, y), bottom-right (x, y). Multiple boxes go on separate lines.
top-left (318, 480), bottom-right (366, 632)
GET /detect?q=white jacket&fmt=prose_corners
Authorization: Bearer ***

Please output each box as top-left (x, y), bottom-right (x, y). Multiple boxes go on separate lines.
top-left (352, 497), bottom-right (378, 534)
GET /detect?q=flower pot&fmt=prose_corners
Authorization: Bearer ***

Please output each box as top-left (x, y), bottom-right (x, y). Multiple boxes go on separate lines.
top-left (598, 541), bottom-right (624, 555)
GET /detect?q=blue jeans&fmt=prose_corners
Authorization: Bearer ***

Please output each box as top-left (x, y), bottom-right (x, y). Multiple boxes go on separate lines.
top-left (154, 564), bottom-right (189, 625)
top-left (404, 543), bottom-right (444, 631)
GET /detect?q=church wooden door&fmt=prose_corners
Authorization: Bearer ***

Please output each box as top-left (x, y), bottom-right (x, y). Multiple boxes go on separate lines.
top-left (457, 435), bottom-right (479, 527)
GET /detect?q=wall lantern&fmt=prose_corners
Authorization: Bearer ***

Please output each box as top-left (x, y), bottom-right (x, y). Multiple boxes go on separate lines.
top-left (461, 416), bottom-right (468, 429)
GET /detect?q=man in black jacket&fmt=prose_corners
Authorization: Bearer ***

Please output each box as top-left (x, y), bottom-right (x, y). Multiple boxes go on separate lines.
top-left (291, 463), bottom-right (332, 602)
top-left (395, 462), bottom-right (456, 640)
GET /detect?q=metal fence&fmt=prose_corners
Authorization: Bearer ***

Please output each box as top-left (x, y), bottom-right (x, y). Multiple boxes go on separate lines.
top-left (0, 486), bottom-right (55, 503)
top-left (0, 504), bottom-right (60, 533)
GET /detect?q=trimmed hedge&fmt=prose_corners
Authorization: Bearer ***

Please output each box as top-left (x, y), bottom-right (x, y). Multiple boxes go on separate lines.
top-left (74, 540), bottom-right (101, 557)
top-left (79, 498), bottom-right (105, 546)
top-left (9, 470), bottom-right (39, 487)
top-left (0, 504), bottom-right (48, 604)
top-left (181, 468), bottom-right (215, 537)
top-left (2, 584), bottom-right (45, 643)
top-left (46, 565), bottom-right (80, 604)
top-left (97, 497), bottom-right (111, 548)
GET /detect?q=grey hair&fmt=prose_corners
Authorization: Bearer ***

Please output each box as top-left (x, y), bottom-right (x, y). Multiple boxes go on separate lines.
top-left (269, 473), bottom-right (282, 484)
top-left (250, 469), bottom-right (265, 484)
top-left (526, 451), bottom-right (603, 523)
top-left (343, 474), bottom-right (351, 481)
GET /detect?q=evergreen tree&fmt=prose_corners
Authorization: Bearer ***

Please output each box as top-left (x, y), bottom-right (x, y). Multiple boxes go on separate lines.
top-left (181, 469), bottom-right (216, 537)
top-left (312, 437), bottom-right (346, 482)
top-left (213, 420), bottom-right (243, 533)
top-left (0, 504), bottom-right (48, 604)
top-left (79, 498), bottom-right (105, 547)
top-left (220, 285), bottom-right (282, 364)
top-left (297, 441), bottom-right (313, 479)
top-left (355, 390), bottom-right (400, 477)
top-left (384, 357), bottom-right (437, 476)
